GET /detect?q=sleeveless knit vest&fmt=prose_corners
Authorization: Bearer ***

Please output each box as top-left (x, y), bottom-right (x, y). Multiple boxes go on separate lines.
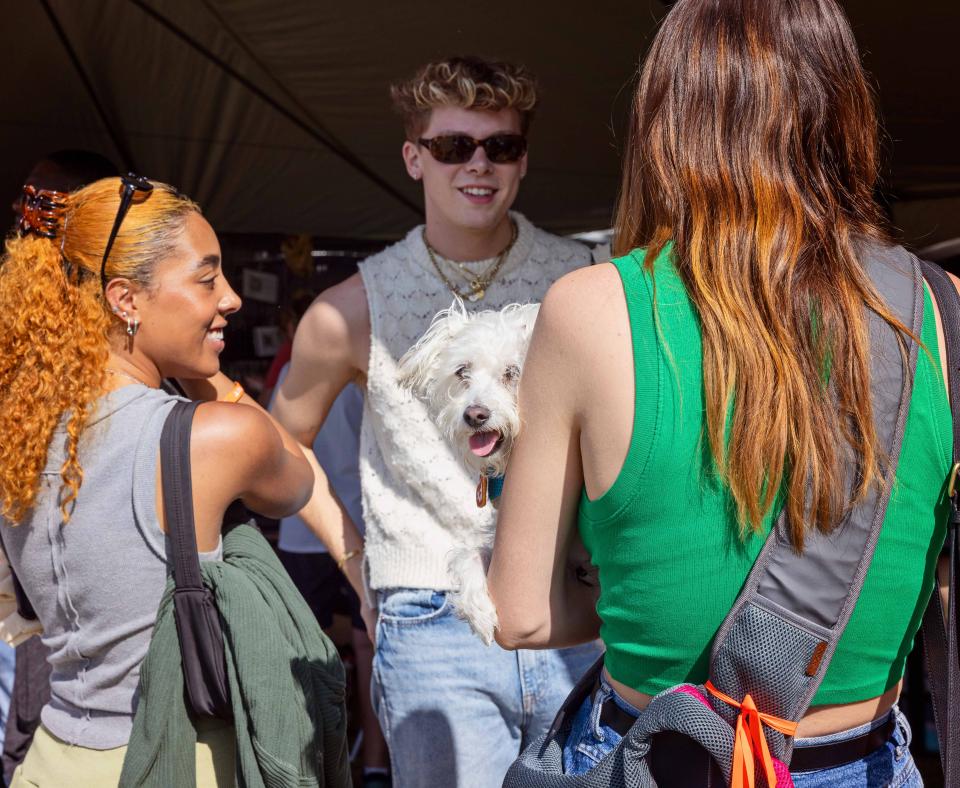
top-left (358, 212), bottom-right (592, 591)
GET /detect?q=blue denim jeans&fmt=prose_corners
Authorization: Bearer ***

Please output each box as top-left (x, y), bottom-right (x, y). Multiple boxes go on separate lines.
top-left (791, 708), bottom-right (921, 787)
top-left (562, 673), bottom-right (922, 786)
top-left (561, 671), bottom-right (642, 775)
top-left (0, 642), bottom-right (15, 752)
top-left (371, 588), bottom-right (602, 788)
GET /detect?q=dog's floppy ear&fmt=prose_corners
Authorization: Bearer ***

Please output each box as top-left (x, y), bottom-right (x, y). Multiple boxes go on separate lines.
top-left (515, 302), bottom-right (540, 338)
top-left (500, 302), bottom-right (541, 343)
top-left (397, 299), bottom-right (469, 398)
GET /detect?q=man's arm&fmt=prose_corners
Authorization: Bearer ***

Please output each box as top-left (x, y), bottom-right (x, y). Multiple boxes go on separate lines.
top-left (272, 273), bottom-right (371, 600)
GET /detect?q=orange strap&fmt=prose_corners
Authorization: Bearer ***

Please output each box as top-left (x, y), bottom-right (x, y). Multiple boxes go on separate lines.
top-left (704, 681), bottom-right (798, 788)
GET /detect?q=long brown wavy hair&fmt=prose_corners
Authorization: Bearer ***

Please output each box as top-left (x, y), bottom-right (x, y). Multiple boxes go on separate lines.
top-left (614, 0), bottom-right (910, 548)
top-left (0, 178), bottom-right (198, 524)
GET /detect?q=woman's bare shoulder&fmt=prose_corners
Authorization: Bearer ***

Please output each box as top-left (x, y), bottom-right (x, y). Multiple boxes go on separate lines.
top-left (189, 402), bottom-right (284, 479)
top-left (549, 260), bottom-right (623, 294)
top-left (538, 262), bottom-right (627, 346)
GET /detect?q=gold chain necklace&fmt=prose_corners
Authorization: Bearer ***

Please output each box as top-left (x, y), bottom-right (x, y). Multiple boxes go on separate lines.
top-left (423, 222), bottom-right (518, 302)
top-left (445, 259), bottom-right (495, 291)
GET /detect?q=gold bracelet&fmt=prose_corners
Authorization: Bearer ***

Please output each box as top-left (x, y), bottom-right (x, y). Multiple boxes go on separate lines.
top-left (336, 547), bottom-right (363, 572)
top-left (221, 381), bottom-right (244, 403)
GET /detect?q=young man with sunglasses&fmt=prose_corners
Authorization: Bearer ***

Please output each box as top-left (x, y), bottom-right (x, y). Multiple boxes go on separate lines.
top-left (273, 56), bottom-right (598, 787)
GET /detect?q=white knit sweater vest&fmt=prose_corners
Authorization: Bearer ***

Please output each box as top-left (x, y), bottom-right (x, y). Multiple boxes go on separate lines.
top-left (358, 212), bottom-right (593, 591)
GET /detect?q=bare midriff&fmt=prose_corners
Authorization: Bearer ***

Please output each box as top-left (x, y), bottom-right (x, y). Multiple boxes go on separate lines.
top-left (604, 668), bottom-right (901, 737)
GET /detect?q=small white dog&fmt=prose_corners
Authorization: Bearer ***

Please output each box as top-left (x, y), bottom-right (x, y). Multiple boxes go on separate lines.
top-left (397, 300), bottom-right (539, 643)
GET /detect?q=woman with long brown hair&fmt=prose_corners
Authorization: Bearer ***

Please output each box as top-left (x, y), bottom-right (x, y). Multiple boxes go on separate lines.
top-left (0, 176), bottom-right (313, 785)
top-left (488, 0), bottom-right (952, 783)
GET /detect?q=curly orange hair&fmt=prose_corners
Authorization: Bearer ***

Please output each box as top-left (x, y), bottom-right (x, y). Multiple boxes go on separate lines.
top-left (0, 178), bottom-right (198, 523)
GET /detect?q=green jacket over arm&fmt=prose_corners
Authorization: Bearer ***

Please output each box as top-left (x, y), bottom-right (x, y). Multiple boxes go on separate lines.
top-left (119, 524), bottom-right (350, 787)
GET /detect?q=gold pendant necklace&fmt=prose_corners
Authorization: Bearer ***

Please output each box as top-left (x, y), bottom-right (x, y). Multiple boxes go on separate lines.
top-left (424, 222), bottom-right (518, 302)
top-left (447, 260), bottom-right (492, 300)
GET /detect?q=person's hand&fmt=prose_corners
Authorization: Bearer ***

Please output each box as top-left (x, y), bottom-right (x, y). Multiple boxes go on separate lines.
top-left (361, 598), bottom-right (378, 646)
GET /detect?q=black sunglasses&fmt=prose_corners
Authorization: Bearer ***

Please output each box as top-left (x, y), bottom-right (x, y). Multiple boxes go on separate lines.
top-left (100, 173), bottom-right (154, 291)
top-left (417, 134), bottom-right (527, 165)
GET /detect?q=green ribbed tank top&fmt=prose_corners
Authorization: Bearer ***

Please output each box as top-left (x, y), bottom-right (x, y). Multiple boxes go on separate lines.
top-left (578, 246), bottom-right (953, 705)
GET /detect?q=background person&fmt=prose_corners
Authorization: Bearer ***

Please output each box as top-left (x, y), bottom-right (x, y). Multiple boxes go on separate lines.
top-left (273, 56), bottom-right (599, 787)
top-left (0, 176), bottom-right (314, 785)
top-left (2, 149), bottom-right (119, 785)
top-left (488, 1), bottom-right (951, 784)
top-left (258, 290), bottom-right (315, 407)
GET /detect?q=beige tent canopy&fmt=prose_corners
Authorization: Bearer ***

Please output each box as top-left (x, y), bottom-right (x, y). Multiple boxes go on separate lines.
top-left (4, 0), bottom-right (959, 245)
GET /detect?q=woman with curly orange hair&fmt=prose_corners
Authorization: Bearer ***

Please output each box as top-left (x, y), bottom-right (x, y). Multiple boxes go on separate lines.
top-left (0, 176), bottom-right (313, 784)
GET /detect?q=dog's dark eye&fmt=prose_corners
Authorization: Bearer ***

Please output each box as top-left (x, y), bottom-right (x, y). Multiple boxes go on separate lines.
top-left (455, 364), bottom-right (471, 380)
top-left (503, 364), bottom-right (520, 384)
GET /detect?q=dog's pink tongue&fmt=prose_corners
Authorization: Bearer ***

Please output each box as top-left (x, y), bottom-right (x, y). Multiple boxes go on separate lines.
top-left (469, 432), bottom-right (499, 457)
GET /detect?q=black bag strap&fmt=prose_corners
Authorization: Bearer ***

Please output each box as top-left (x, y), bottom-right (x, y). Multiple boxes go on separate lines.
top-left (159, 400), bottom-right (205, 591)
top-left (917, 259), bottom-right (960, 783)
top-left (159, 399), bottom-right (233, 720)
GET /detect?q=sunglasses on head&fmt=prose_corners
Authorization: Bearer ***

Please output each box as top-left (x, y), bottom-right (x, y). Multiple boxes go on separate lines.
top-left (100, 173), bottom-right (154, 291)
top-left (417, 134), bottom-right (527, 165)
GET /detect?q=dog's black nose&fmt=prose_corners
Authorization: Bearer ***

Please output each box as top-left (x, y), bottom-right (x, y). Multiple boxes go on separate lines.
top-left (463, 405), bottom-right (491, 429)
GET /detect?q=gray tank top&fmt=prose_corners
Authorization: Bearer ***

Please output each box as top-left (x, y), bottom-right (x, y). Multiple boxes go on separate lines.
top-left (1, 385), bottom-right (222, 749)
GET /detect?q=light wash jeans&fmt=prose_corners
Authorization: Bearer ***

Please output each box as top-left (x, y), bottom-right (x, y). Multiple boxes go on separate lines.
top-left (0, 642), bottom-right (14, 752)
top-left (562, 672), bottom-right (922, 786)
top-left (371, 588), bottom-right (602, 788)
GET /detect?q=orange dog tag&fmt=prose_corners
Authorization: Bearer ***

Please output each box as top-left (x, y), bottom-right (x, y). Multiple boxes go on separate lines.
top-left (476, 476), bottom-right (488, 508)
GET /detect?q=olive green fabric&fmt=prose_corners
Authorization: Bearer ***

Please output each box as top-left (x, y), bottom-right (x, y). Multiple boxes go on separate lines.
top-left (578, 246), bottom-right (953, 705)
top-left (119, 524), bottom-right (350, 787)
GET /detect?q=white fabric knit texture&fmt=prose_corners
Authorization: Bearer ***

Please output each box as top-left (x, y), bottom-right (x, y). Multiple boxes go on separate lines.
top-left (358, 212), bottom-right (593, 591)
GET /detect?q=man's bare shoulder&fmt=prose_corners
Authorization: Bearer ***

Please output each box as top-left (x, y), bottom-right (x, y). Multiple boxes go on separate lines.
top-left (313, 271), bottom-right (368, 326)
top-left (295, 271), bottom-right (370, 374)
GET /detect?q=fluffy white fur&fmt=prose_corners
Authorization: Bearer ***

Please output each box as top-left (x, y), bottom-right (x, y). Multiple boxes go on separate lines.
top-left (397, 300), bottom-right (539, 644)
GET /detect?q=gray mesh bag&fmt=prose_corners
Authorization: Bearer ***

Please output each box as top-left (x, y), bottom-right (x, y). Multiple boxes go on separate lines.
top-left (503, 244), bottom-right (924, 787)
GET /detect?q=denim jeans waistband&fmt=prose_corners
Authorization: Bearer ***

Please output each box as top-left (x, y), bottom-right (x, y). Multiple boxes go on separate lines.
top-left (599, 672), bottom-right (642, 717)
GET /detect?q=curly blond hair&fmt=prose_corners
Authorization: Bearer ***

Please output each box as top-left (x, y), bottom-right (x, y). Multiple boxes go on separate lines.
top-left (0, 178), bottom-right (198, 524)
top-left (390, 56), bottom-right (538, 140)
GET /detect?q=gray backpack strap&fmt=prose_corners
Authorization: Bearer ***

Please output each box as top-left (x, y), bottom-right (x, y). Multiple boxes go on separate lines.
top-left (707, 244), bottom-right (923, 763)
